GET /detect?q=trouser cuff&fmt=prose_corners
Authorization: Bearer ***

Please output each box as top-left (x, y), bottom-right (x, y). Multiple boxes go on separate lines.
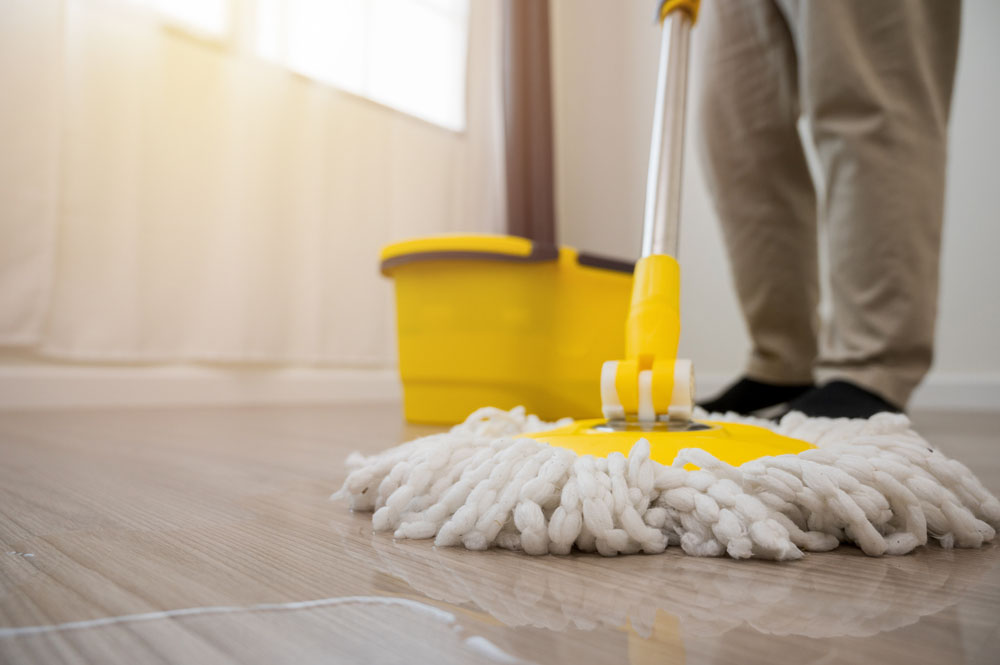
top-left (746, 355), bottom-right (814, 386)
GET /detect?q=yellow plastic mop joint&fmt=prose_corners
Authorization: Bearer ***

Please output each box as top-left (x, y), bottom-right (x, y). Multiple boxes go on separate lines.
top-left (659, 0), bottom-right (701, 24)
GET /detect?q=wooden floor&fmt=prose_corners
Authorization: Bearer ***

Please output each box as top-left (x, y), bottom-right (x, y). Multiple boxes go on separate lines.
top-left (0, 404), bottom-right (997, 665)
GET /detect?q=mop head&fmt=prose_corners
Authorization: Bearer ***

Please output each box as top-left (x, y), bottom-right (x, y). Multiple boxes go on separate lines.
top-left (333, 407), bottom-right (1000, 560)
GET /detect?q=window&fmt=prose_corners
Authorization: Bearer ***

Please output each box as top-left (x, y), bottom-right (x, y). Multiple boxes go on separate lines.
top-left (136, 0), bottom-right (470, 131)
top-left (147, 0), bottom-right (231, 39)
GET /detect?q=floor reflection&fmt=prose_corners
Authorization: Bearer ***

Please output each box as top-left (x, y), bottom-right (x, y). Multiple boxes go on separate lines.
top-left (343, 526), bottom-right (998, 663)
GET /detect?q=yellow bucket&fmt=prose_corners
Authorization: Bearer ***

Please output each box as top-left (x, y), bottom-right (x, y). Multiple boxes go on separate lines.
top-left (382, 234), bottom-right (633, 423)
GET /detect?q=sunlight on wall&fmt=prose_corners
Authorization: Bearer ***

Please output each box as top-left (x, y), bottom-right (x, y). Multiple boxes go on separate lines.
top-left (138, 0), bottom-right (469, 131)
top-left (262, 0), bottom-right (469, 131)
top-left (151, 0), bottom-right (229, 37)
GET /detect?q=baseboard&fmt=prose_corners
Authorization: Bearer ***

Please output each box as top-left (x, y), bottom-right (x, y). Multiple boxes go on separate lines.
top-left (0, 365), bottom-right (402, 410)
top-left (694, 372), bottom-right (1000, 413)
top-left (1, 365), bottom-right (997, 412)
top-left (907, 374), bottom-right (1000, 412)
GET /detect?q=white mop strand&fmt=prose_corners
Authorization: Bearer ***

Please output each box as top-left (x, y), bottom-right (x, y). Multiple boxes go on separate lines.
top-left (333, 407), bottom-right (1000, 560)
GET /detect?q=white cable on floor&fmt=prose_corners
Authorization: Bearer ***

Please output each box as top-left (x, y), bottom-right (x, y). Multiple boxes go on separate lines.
top-left (333, 407), bottom-right (1000, 559)
top-left (0, 595), bottom-right (537, 664)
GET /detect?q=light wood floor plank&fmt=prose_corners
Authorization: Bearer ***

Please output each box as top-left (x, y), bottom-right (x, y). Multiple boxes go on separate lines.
top-left (0, 405), bottom-right (997, 664)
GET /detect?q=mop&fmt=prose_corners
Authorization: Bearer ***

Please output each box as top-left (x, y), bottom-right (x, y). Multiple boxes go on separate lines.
top-left (334, 0), bottom-right (1000, 559)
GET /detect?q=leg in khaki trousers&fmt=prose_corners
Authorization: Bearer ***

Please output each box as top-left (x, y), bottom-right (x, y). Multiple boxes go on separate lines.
top-left (697, 0), bottom-right (961, 409)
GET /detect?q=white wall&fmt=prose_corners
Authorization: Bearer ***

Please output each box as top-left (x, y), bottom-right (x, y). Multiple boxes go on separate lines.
top-left (935, 0), bottom-right (1000, 375)
top-left (551, 0), bottom-right (1000, 407)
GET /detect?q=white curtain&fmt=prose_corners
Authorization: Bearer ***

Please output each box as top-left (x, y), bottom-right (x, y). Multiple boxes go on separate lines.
top-left (0, 0), bottom-right (506, 366)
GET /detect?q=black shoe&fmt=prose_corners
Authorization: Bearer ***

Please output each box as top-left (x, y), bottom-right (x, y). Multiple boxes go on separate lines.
top-left (698, 377), bottom-right (815, 416)
top-left (777, 380), bottom-right (903, 419)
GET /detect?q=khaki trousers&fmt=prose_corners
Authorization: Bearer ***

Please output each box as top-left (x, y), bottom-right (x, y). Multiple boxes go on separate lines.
top-left (696, 0), bottom-right (961, 408)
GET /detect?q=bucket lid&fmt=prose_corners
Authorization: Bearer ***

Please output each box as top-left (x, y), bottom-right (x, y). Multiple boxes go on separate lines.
top-left (380, 234), bottom-right (558, 275)
top-left (379, 234), bottom-right (634, 276)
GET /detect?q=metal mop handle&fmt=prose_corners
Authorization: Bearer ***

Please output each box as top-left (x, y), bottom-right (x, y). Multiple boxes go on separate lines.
top-left (641, 7), bottom-right (693, 259)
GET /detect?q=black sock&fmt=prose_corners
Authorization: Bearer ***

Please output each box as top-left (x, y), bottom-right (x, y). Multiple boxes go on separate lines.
top-left (698, 377), bottom-right (814, 416)
top-left (778, 380), bottom-right (902, 419)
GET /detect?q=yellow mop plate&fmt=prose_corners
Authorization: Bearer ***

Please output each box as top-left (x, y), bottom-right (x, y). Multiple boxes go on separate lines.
top-left (522, 419), bottom-right (814, 467)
